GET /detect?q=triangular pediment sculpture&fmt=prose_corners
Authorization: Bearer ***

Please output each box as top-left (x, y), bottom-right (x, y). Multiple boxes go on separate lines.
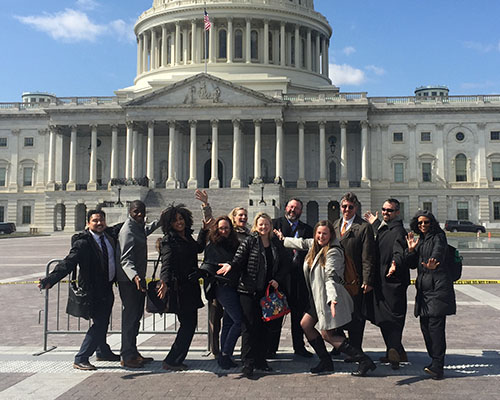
top-left (124, 73), bottom-right (283, 108)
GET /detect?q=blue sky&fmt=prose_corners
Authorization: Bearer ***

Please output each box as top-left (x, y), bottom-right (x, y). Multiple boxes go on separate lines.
top-left (1, 0), bottom-right (499, 102)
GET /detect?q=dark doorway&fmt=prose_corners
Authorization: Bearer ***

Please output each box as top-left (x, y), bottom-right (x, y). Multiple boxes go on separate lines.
top-left (54, 203), bottom-right (66, 231)
top-left (328, 201), bottom-right (340, 223)
top-left (75, 204), bottom-right (87, 231)
top-left (306, 201), bottom-right (319, 227)
top-left (203, 159), bottom-right (223, 188)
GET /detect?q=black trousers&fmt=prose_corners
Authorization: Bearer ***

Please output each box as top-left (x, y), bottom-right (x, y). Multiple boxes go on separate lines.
top-left (346, 293), bottom-right (366, 351)
top-left (420, 316), bottom-right (446, 370)
top-left (240, 292), bottom-right (267, 367)
top-left (118, 280), bottom-right (146, 362)
top-left (74, 288), bottom-right (114, 363)
top-left (379, 321), bottom-right (405, 355)
top-left (207, 299), bottom-right (223, 356)
top-left (164, 309), bottom-right (198, 366)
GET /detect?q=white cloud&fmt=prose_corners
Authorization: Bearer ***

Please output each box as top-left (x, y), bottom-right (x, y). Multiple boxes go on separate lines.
top-left (342, 46), bottom-right (356, 56)
top-left (76, 0), bottom-right (99, 11)
top-left (329, 64), bottom-right (365, 86)
top-left (365, 65), bottom-right (386, 76)
top-left (16, 8), bottom-right (136, 43)
top-left (463, 40), bottom-right (500, 53)
top-left (16, 9), bottom-right (105, 42)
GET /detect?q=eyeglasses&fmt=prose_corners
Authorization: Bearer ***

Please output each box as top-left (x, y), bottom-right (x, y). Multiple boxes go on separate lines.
top-left (382, 208), bottom-right (395, 213)
top-left (417, 220), bottom-right (430, 226)
top-left (341, 204), bottom-right (354, 210)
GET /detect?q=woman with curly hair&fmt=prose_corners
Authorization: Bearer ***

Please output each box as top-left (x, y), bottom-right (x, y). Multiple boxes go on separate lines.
top-left (158, 204), bottom-right (205, 370)
top-left (199, 215), bottom-right (242, 369)
top-left (276, 220), bottom-right (376, 376)
top-left (405, 210), bottom-right (456, 380)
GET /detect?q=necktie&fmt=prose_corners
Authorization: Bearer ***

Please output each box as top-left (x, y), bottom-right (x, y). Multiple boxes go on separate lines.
top-left (100, 235), bottom-right (109, 271)
top-left (341, 221), bottom-right (348, 237)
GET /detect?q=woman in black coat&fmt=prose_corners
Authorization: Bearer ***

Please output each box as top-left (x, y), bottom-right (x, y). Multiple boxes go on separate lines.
top-left (405, 210), bottom-right (456, 380)
top-left (218, 212), bottom-right (288, 378)
top-left (158, 204), bottom-right (205, 370)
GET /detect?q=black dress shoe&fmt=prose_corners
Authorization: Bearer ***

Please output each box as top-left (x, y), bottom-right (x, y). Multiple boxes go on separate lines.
top-left (424, 366), bottom-right (444, 380)
top-left (136, 354), bottom-right (154, 364)
top-left (242, 365), bottom-right (254, 378)
top-left (294, 348), bottom-right (314, 358)
top-left (255, 361), bottom-right (273, 371)
top-left (95, 353), bottom-right (120, 362)
top-left (73, 361), bottom-right (97, 371)
top-left (351, 358), bottom-right (376, 377)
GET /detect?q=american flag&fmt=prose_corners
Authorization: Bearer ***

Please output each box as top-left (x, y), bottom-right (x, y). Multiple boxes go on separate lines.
top-left (204, 9), bottom-right (211, 31)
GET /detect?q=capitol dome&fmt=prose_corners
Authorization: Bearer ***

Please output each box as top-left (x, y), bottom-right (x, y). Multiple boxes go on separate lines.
top-left (120, 0), bottom-right (335, 96)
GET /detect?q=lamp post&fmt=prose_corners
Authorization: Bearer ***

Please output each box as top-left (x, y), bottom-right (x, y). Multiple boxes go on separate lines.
top-left (259, 183), bottom-right (266, 206)
top-left (116, 186), bottom-right (123, 207)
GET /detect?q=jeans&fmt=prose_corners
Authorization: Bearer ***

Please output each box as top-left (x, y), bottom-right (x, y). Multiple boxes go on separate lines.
top-left (216, 285), bottom-right (242, 356)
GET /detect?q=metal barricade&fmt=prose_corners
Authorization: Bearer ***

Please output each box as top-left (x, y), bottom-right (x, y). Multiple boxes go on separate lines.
top-left (41, 259), bottom-right (209, 353)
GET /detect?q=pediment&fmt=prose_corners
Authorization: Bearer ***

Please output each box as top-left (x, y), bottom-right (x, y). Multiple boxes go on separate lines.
top-left (124, 73), bottom-right (283, 108)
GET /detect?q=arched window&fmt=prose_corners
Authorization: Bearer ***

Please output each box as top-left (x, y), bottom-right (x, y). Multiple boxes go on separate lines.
top-left (158, 38), bottom-right (163, 66)
top-left (180, 33), bottom-right (184, 62)
top-left (301, 37), bottom-right (306, 67)
top-left (234, 29), bottom-right (243, 59)
top-left (188, 32), bottom-right (192, 61)
top-left (268, 31), bottom-right (273, 62)
top-left (166, 35), bottom-right (172, 64)
top-left (455, 153), bottom-right (467, 182)
top-left (54, 203), bottom-right (66, 232)
top-left (291, 36), bottom-right (295, 65)
top-left (251, 30), bottom-right (258, 60)
top-left (306, 201), bottom-right (319, 227)
top-left (328, 160), bottom-right (337, 184)
top-left (218, 29), bottom-right (227, 59)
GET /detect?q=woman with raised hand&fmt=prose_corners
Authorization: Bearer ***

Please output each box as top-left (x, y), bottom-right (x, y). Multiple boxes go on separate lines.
top-left (405, 210), bottom-right (456, 380)
top-left (217, 212), bottom-right (288, 378)
top-left (275, 220), bottom-right (376, 376)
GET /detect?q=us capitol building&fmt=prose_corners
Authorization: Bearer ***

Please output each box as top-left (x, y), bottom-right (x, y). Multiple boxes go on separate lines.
top-left (1, 0), bottom-right (500, 232)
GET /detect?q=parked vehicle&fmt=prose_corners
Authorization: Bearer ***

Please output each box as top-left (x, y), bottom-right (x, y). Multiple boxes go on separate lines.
top-left (444, 220), bottom-right (486, 233)
top-left (0, 222), bottom-right (16, 234)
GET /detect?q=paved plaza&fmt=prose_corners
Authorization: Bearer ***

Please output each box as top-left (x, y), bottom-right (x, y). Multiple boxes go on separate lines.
top-left (0, 234), bottom-right (499, 399)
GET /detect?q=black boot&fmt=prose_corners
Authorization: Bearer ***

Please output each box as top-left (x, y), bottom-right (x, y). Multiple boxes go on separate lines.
top-left (308, 337), bottom-right (334, 373)
top-left (338, 340), bottom-right (376, 377)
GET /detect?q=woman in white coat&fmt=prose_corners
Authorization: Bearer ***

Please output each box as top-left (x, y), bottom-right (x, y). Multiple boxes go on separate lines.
top-left (276, 220), bottom-right (376, 376)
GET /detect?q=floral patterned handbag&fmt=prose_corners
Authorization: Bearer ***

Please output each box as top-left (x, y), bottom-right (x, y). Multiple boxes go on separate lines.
top-left (260, 283), bottom-right (291, 322)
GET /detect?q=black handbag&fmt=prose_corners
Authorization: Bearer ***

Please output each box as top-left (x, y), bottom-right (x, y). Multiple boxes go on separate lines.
top-left (66, 268), bottom-right (91, 320)
top-left (146, 255), bottom-right (180, 314)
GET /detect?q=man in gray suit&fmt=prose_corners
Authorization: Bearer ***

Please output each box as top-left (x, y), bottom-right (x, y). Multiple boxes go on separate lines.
top-left (117, 200), bottom-right (159, 368)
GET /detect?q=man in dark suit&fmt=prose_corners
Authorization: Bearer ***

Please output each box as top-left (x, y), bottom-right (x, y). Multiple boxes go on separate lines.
top-left (39, 209), bottom-right (119, 371)
top-left (364, 198), bottom-right (409, 369)
top-left (333, 192), bottom-right (376, 356)
top-left (272, 198), bottom-right (314, 357)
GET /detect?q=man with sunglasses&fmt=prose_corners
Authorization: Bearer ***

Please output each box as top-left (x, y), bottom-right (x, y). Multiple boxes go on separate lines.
top-left (364, 198), bottom-right (409, 370)
top-left (333, 192), bottom-right (376, 362)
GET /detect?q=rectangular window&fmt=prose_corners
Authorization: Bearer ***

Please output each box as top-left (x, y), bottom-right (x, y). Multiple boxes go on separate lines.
top-left (421, 132), bottom-right (431, 142)
top-left (393, 132), bottom-right (403, 142)
top-left (23, 167), bottom-right (33, 186)
top-left (494, 202), bottom-right (500, 220)
top-left (0, 206), bottom-right (4, 222)
top-left (0, 167), bottom-right (6, 186)
top-left (394, 163), bottom-right (404, 183)
top-left (423, 202), bottom-right (433, 213)
top-left (22, 206), bottom-right (31, 225)
top-left (0, 138), bottom-right (7, 147)
top-left (491, 131), bottom-right (500, 141)
top-left (24, 137), bottom-right (34, 147)
top-left (492, 162), bottom-right (500, 181)
top-left (422, 162), bottom-right (432, 182)
top-left (457, 201), bottom-right (469, 220)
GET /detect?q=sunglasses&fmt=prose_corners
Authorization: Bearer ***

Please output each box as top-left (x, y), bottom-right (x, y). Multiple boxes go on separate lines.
top-left (417, 220), bottom-right (430, 225)
top-left (341, 204), bottom-right (354, 210)
top-left (381, 208), bottom-right (395, 213)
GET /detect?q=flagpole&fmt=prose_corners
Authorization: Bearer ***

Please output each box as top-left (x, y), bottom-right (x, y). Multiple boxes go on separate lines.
top-left (204, 3), bottom-right (208, 74)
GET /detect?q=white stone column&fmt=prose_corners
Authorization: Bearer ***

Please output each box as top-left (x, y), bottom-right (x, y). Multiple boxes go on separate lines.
top-left (166, 120), bottom-right (178, 188)
top-left (183, 27), bottom-right (188, 64)
top-left (306, 29), bottom-right (312, 71)
top-left (137, 35), bottom-right (143, 74)
top-left (47, 125), bottom-right (57, 190)
top-left (187, 120), bottom-right (198, 188)
top-left (209, 119), bottom-right (220, 188)
top-left (67, 125), bottom-right (77, 191)
top-left (147, 121), bottom-right (155, 188)
top-left (109, 124), bottom-right (118, 187)
top-left (88, 124), bottom-right (97, 191)
top-left (143, 32), bottom-right (149, 71)
top-left (318, 121), bottom-right (327, 188)
top-left (321, 36), bottom-right (327, 75)
top-left (245, 19), bottom-right (251, 63)
top-left (294, 25), bottom-right (300, 68)
top-left (408, 123), bottom-right (418, 187)
top-left (125, 121), bottom-right (133, 179)
top-left (280, 23), bottom-right (286, 66)
top-left (361, 120), bottom-right (370, 186)
top-left (209, 20), bottom-right (215, 63)
top-left (162, 25), bottom-right (168, 67)
top-left (175, 23), bottom-right (181, 65)
top-left (263, 20), bottom-right (269, 64)
top-left (287, 32), bottom-right (292, 66)
top-left (324, 39), bottom-right (330, 77)
top-left (275, 118), bottom-right (284, 184)
top-left (131, 129), bottom-right (138, 179)
top-left (227, 18), bottom-right (233, 63)
top-left (315, 33), bottom-right (320, 73)
top-left (170, 28), bottom-right (176, 66)
top-left (231, 119), bottom-right (242, 188)
top-left (477, 122), bottom-right (488, 187)
top-left (151, 29), bottom-right (157, 70)
top-left (297, 121), bottom-right (306, 188)
top-left (340, 120), bottom-right (349, 188)
top-left (191, 20), bottom-right (197, 64)
top-left (253, 119), bottom-right (262, 183)
top-left (8, 129), bottom-right (19, 192)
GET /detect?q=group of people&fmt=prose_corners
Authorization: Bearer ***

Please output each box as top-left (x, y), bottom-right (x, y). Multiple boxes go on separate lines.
top-left (39, 190), bottom-right (456, 381)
